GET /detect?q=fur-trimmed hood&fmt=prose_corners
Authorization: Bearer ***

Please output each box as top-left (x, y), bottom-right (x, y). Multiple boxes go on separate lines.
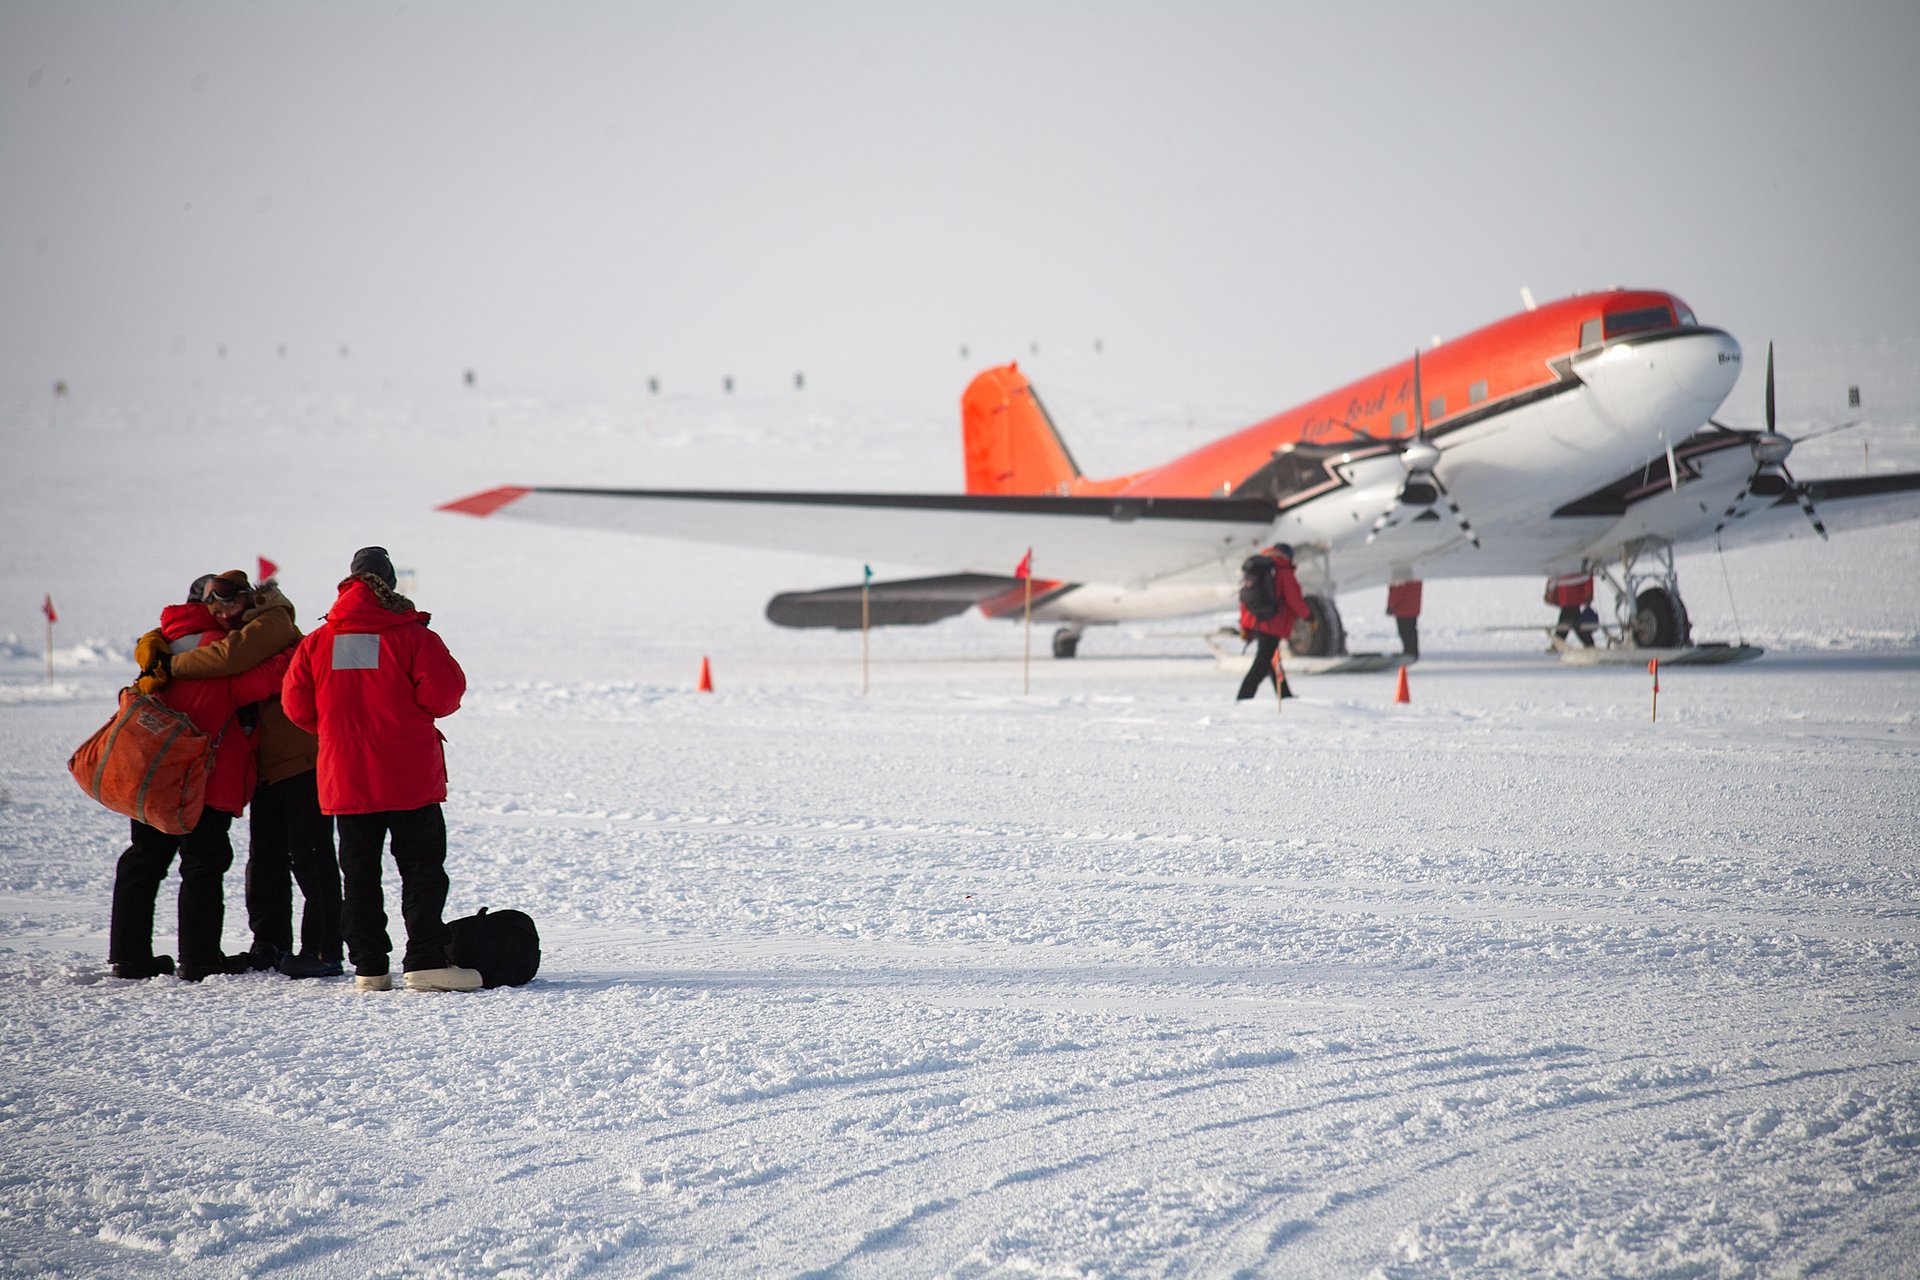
top-left (327, 575), bottom-right (428, 629)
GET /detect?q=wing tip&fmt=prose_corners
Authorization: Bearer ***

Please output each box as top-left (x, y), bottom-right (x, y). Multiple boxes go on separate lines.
top-left (438, 485), bottom-right (533, 517)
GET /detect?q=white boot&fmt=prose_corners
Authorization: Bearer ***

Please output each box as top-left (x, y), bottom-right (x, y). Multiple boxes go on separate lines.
top-left (355, 972), bottom-right (392, 991)
top-left (404, 965), bottom-right (482, 992)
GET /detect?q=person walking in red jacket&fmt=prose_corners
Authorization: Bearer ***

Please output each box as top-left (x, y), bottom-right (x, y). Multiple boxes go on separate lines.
top-left (111, 574), bottom-right (291, 981)
top-left (1545, 571), bottom-right (1598, 649)
top-left (1236, 543), bottom-right (1312, 701)
top-left (281, 547), bottom-right (481, 993)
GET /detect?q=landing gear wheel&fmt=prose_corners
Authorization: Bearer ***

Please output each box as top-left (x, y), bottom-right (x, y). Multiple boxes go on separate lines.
top-left (1051, 626), bottom-right (1082, 659)
top-left (1292, 596), bottom-right (1347, 658)
top-left (1632, 587), bottom-right (1691, 649)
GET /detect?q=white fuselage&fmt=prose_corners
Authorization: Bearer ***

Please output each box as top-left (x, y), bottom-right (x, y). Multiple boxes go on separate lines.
top-left (1035, 328), bottom-right (1744, 623)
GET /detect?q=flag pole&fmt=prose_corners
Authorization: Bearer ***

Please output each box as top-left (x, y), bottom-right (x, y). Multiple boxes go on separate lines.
top-left (861, 564), bottom-right (871, 696)
top-left (1023, 573), bottom-right (1032, 695)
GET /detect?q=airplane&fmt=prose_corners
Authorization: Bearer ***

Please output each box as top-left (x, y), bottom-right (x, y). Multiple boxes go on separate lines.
top-left (440, 288), bottom-right (1920, 663)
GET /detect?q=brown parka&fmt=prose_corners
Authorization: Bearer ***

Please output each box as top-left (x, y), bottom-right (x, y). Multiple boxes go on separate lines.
top-left (141, 583), bottom-right (319, 786)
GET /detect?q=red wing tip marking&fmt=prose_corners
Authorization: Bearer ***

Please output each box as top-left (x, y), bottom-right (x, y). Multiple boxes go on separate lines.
top-left (438, 485), bottom-right (533, 517)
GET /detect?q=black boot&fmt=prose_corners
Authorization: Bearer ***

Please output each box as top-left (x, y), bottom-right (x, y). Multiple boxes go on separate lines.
top-left (277, 952), bottom-right (346, 979)
top-left (112, 955), bottom-right (175, 980)
top-left (179, 953), bottom-right (252, 982)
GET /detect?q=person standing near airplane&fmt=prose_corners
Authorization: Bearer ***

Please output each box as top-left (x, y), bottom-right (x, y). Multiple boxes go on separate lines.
top-left (281, 547), bottom-right (480, 993)
top-left (1387, 577), bottom-right (1422, 660)
top-left (1546, 570), bottom-right (1598, 649)
top-left (1236, 543), bottom-right (1311, 701)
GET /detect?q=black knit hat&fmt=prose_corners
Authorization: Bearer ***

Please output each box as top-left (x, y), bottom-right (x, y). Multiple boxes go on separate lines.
top-left (350, 546), bottom-right (397, 589)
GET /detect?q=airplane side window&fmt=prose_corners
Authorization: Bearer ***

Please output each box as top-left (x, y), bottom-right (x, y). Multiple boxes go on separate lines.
top-left (1603, 306), bottom-right (1674, 338)
top-left (1390, 411), bottom-right (1407, 436)
top-left (1469, 379), bottom-right (1487, 405)
top-left (1580, 318), bottom-right (1603, 348)
top-left (1428, 394), bottom-right (1446, 421)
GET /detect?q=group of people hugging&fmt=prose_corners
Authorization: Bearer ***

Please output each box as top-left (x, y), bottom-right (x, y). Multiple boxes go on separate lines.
top-left (108, 546), bottom-right (482, 993)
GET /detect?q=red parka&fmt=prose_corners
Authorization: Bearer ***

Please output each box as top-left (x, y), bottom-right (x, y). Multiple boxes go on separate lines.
top-left (1386, 580), bottom-right (1423, 618)
top-left (281, 577), bottom-right (466, 816)
top-left (155, 603), bottom-right (290, 817)
top-left (1238, 550), bottom-right (1311, 640)
top-left (1545, 572), bottom-right (1595, 608)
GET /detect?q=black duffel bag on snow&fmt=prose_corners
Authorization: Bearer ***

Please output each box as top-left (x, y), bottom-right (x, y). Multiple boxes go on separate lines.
top-left (448, 907), bottom-right (541, 988)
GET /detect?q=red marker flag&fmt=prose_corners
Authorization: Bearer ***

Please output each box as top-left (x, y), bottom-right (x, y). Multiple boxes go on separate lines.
top-left (42, 594), bottom-right (57, 624)
top-left (1014, 548), bottom-right (1032, 580)
top-left (257, 556), bottom-right (278, 583)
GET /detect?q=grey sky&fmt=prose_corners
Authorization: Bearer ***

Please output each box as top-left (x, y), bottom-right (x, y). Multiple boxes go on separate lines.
top-left (4, 0), bottom-right (1917, 406)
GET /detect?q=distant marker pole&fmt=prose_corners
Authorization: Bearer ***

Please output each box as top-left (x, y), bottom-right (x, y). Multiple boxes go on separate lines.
top-left (1649, 658), bottom-right (1660, 722)
top-left (861, 564), bottom-right (872, 696)
top-left (1015, 547), bottom-right (1033, 694)
top-left (42, 593), bottom-right (57, 683)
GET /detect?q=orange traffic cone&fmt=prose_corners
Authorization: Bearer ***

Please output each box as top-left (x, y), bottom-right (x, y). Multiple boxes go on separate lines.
top-left (697, 656), bottom-right (714, 692)
top-left (1393, 665), bottom-right (1410, 704)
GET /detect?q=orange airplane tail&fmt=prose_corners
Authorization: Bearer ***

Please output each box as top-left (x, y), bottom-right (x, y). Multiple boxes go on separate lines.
top-left (961, 363), bottom-right (1083, 495)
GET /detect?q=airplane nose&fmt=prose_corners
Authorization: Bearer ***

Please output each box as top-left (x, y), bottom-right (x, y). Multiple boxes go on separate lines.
top-left (1667, 328), bottom-right (1743, 405)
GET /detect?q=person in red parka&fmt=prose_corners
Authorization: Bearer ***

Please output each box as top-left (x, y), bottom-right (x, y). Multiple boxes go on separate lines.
top-left (281, 547), bottom-right (480, 993)
top-left (1236, 542), bottom-right (1311, 701)
top-left (1386, 577), bottom-right (1423, 659)
top-left (110, 573), bottom-right (291, 981)
top-left (1545, 570), bottom-right (1598, 649)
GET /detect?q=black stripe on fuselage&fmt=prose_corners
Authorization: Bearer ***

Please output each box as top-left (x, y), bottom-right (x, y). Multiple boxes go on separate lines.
top-left (1422, 326), bottom-right (1732, 442)
top-left (1253, 326), bottom-right (1732, 508)
top-left (1552, 428), bottom-right (1751, 517)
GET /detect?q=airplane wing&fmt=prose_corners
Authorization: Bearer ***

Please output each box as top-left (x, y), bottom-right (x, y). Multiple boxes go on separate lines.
top-left (439, 486), bottom-right (1278, 586)
top-left (1697, 470), bottom-right (1920, 548)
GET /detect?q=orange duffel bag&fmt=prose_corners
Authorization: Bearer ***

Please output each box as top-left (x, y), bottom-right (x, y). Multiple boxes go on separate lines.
top-left (68, 689), bottom-right (215, 835)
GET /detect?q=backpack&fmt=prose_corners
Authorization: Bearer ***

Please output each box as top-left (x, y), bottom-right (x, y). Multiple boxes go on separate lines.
top-left (1239, 555), bottom-right (1280, 620)
top-left (68, 688), bottom-right (216, 835)
top-left (448, 907), bottom-right (541, 987)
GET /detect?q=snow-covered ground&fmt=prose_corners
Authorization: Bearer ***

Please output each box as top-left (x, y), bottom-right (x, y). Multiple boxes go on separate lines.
top-left (2, 347), bottom-right (1918, 1278)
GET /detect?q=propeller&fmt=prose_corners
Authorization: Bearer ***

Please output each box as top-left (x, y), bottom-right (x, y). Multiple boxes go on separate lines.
top-left (1366, 350), bottom-right (1481, 548)
top-left (1711, 343), bottom-right (1829, 541)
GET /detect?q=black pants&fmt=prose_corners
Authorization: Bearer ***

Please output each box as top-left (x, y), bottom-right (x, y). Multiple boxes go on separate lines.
top-left (1237, 633), bottom-right (1286, 700)
top-left (1396, 616), bottom-right (1420, 658)
top-left (109, 808), bottom-right (235, 975)
top-left (247, 771), bottom-right (342, 962)
top-left (1554, 605), bottom-right (1597, 647)
top-left (337, 805), bottom-right (453, 975)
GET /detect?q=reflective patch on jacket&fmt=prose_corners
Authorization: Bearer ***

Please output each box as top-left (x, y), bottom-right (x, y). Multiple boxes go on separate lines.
top-left (332, 633), bottom-right (380, 670)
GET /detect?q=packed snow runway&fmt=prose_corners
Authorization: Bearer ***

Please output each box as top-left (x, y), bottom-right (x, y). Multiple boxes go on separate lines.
top-left (3, 363), bottom-right (1918, 1278)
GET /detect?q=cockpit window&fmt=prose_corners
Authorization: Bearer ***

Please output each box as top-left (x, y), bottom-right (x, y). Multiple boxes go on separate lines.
top-left (1603, 306), bottom-right (1674, 338)
top-left (1674, 303), bottom-right (1697, 326)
